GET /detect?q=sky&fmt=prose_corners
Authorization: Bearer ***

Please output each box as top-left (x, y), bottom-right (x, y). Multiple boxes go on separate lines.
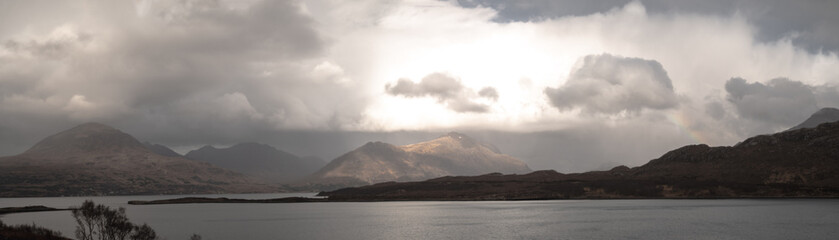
top-left (1, 0), bottom-right (838, 172)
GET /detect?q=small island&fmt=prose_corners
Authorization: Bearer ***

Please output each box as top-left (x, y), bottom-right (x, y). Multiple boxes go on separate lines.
top-left (0, 206), bottom-right (72, 215)
top-left (128, 196), bottom-right (328, 205)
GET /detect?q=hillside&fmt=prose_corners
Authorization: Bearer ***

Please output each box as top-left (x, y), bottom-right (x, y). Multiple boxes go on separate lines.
top-left (305, 132), bottom-right (531, 189)
top-left (0, 123), bottom-right (278, 197)
top-left (185, 143), bottom-right (324, 183)
top-left (143, 142), bottom-right (182, 157)
top-left (788, 107), bottom-right (839, 131)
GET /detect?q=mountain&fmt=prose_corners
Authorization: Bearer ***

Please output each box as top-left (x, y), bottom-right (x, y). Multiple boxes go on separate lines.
top-left (0, 123), bottom-right (277, 197)
top-left (185, 142), bottom-right (325, 183)
top-left (789, 107), bottom-right (839, 131)
top-left (143, 142), bottom-right (182, 157)
top-left (306, 132), bottom-right (531, 189)
top-left (321, 120), bottom-right (839, 200)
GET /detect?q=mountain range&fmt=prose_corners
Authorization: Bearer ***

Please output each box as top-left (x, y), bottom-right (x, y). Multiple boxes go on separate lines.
top-left (4, 107), bottom-right (837, 198)
top-left (0, 123), bottom-right (276, 197)
top-left (0, 123), bottom-right (531, 196)
top-left (304, 132), bottom-right (531, 189)
top-left (321, 108), bottom-right (839, 200)
top-left (185, 143), bottom-right (324, 183)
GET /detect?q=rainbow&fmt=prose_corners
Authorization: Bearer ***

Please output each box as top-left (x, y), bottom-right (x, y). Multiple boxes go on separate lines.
top-left (666, 112), bottom-right (708, 144)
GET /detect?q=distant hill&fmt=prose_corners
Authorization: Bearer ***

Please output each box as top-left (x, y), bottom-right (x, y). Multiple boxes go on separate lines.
top-left (788, 107), bottom-right (839, 131)
top-left (322, 121), bottom-right (839, 200)
top-left (142, 142), bottom-right (182, 157)
top-left (306, 132), bottom-right (531, 189)
top-left (0, 123), bottom-right (277, 197)
top-left (185, 143), bottom-right (325, 183)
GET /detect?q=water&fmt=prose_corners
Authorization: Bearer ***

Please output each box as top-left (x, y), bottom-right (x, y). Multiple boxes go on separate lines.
top-left (2, 194), bottom-right (838, 239)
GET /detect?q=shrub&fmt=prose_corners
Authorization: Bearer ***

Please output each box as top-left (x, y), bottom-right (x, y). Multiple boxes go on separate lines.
top-left (0, 219), bottom-right (69, 240)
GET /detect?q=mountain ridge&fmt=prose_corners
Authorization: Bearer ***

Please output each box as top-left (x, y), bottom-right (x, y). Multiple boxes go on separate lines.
top-left (0, 123), bottom-right (278, 197)
top-left (305, 132), bottom-right (531, 189)
top-left (143, 142), bottom-right (182, 157)
top-left (788, 107), bottom-right (839, 131)
top-left (22, 122), bottom-right (144, 158)
top-left (185, 142), bottom-right (325, 183)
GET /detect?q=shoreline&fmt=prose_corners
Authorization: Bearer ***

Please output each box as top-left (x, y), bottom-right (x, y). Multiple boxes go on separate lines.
top-left (125, 196), bottom-right (839, 205)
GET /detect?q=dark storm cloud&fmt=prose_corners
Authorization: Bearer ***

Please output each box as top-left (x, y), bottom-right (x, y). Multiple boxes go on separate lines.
top-left (813, 86), bottom-right (839, 109)
top-left (724, 77), bottom-right (821, 126)
top-left (704, 101), bottom-right (726, 120)
top-left (385, 73), bottom-right (496, 113)
top-left (117, 0), bottom-right (326, 108)
top-left (457, 0), bottom-right (839, 53)
top-left (545, 54), bottom-right (678, 115)
top-left (134, 0), bottom-right (324, 60)
top-left (0, 0), bottom-right (368, 156)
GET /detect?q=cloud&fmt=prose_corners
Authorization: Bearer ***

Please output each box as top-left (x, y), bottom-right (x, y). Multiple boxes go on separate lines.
top-left (724, 77), bottom-right (821, 126)
top-left (0, 0), bottom-right (375, 152)
top-left (704, 101), bottom-right (726, 120)
top-left (478, 87), bottom-right (499, 101)
top-left (460, 0), bottom-right (839, 53)
top-left (545, 54), bottom-right (678, 115)
top-left (2, 0), bottom-right (839, 173)
top-left (813, 85), bottom-right (839, 108)
top-left (385, 73), bottom-right (495, 113)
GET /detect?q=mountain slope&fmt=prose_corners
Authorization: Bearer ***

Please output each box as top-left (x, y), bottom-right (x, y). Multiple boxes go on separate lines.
top-left (635, 119), bottom-right (839, 187)
top-left (789, 107), bottom-right (839, 131)
top-left (185, 143), bottom-right (324, 183)
top-left (143, 142), bottom-right (182, 157)
top-left (322, 121), bottom-right (839, 200)
top-left (0, 123), bottom-right (277, 197)
top-left (307, 132), bottom-right (531, 188)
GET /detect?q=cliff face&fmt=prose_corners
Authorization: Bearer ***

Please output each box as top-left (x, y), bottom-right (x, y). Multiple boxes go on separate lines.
top-left (321, 121), bottom-right (839, 200)
top-left (306, 132), bottom-right (531, 189)
top-left (0, 123), bottom-right (277, 197)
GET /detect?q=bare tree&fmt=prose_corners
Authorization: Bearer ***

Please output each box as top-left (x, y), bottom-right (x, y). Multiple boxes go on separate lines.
top-left (72, 201), bottom-right (100, 240)
top-left (104, 207), bottom-right (134, 240)
top-left (72, 200), bottom-right (158, 240)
